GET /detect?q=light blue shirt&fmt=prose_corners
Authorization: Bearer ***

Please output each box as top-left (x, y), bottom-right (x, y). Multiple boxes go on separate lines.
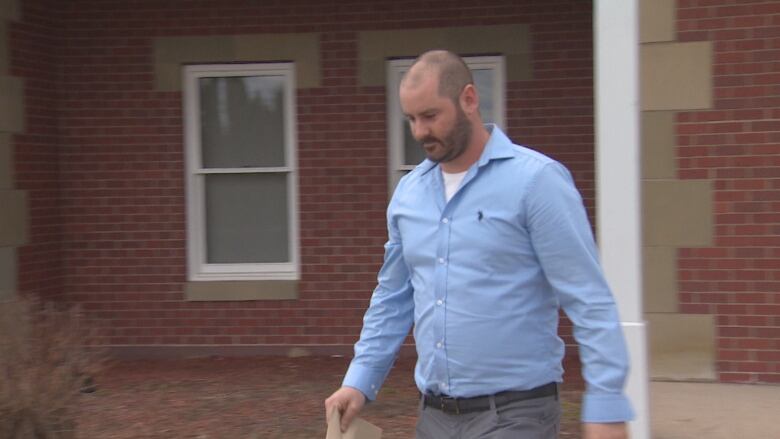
top-left (343, 125), bottom-right (634, 423)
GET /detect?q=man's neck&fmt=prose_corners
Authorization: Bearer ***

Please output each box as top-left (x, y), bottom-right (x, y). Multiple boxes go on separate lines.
top-left (440, 124), bottom-right (491, 174)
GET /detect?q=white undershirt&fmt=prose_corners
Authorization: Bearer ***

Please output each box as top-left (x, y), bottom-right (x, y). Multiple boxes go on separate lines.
top-left (442, 169), bottom-right (468, 202)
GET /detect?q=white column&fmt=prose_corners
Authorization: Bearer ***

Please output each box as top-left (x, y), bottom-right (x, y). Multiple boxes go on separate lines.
top-left (594, 1), bottom-right (650, 439)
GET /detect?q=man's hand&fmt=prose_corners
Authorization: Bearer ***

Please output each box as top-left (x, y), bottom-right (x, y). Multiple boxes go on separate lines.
top-left (324, 386), bottom-right (367, 433)
top-left (583, 422), bottom-right (628, 439)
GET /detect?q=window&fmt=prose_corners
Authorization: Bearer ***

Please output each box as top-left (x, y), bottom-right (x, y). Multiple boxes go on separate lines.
top-left (183, 63), bottom-right (298, 281)
top-left (386, 56), bottom-right (506, 191)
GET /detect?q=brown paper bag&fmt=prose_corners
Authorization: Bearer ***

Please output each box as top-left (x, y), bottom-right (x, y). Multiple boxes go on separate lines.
top-left (326, 410), bottom-right (382, 439)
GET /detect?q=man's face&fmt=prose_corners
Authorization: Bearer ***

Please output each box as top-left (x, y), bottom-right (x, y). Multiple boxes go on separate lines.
top-left (400, 76), bottom-right (472, 164)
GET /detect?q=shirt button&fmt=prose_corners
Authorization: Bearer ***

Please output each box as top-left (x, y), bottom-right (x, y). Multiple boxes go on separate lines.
top-left (436, 299), bottom-right (443, 306)
top-left (441, 383), bottom-right (448, 390)
top-left (441, 218), bottom-right (449, 224)
top-left (436, 342), bottom-right (442, 348)
top-left (438, 257), bottom-right (445, 264)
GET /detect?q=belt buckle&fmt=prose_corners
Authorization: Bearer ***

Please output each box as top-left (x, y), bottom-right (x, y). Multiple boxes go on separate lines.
top-left (440, 396), bottom-right (460, 415)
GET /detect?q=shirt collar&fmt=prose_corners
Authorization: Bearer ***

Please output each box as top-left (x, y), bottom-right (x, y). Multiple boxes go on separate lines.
top-left (418, 124), bottom-right (514, 175)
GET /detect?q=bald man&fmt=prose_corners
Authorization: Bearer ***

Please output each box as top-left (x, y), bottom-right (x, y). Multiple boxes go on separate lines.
top-left (325, 50), bottom-right (633, 439)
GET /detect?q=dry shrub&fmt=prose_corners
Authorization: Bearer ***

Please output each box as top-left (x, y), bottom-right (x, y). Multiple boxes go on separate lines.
top-left (0, 296), bottom-right (106, 439)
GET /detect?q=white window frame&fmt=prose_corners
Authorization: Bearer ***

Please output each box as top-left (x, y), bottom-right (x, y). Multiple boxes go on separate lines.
top-left (183, 63), bottom-right (299, 281)
top-left (386, 56), bottom-right (506, 192)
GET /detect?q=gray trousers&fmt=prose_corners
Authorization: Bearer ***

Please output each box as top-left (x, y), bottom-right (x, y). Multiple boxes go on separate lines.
top-left (415, 394), bottom-right (560, 439)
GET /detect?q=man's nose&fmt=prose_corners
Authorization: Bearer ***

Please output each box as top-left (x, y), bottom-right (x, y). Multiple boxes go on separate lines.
top-left (411, 120), bottom-right (428, 140)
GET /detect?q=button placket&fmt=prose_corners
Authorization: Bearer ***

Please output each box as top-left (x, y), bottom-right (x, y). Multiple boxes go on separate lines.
top-left (432, 208), bottom-right (452, 398)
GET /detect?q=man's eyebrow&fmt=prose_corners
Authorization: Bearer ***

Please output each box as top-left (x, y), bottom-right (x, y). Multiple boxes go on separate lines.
top-left (405, 108), bottom-right (438, 118)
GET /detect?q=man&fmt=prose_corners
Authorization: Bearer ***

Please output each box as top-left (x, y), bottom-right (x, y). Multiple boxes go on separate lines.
top-left (325, 50), bottom-right (634, 439)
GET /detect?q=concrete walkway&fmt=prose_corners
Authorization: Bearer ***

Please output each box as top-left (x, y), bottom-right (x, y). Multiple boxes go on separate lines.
top-left (651, 381), bottom-right (780, 438)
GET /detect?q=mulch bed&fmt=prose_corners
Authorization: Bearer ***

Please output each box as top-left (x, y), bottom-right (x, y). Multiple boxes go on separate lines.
top-left (75, 356), bottom-right (582, 438)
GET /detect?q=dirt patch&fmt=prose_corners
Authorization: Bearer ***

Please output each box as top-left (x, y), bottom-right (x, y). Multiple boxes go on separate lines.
top-left (75, 356), bottom-right (582, 438)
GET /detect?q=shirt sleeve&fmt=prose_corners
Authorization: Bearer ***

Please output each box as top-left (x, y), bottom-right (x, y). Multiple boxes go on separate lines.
top-left (341, 193), bottom-right (415, 401)
top-left (524, 162), bottom-right (635, 423)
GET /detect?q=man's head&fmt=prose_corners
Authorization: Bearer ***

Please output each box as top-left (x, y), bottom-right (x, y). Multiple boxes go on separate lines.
top-left (403, 50), bottom-right (474, 104)
top-left (399, 50), bottom-right (482, 168)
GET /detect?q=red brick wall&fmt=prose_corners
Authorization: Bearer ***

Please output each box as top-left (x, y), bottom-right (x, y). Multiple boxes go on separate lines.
top-left (11, 0), bottom-right (64, 300)
top-left (13, 0), bottom-right (592, 380)
top-left (509, 13), bottom-right (596, 205)
top-left (677, 0), bottom-right (780, 383)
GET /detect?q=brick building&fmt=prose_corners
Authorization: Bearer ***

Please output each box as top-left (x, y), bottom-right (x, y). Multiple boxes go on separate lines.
top-left (1, 0), bottom-right (778, 404)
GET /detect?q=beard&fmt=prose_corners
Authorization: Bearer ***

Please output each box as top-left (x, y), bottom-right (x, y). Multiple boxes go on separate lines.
top-left (421, 106), bottom-right (472, 164)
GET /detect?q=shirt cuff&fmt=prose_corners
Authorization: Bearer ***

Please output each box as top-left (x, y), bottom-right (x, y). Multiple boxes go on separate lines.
top-left (581, 392), bottom-right (635, 423)
top-left (342, 362), bottom-right (387, 401)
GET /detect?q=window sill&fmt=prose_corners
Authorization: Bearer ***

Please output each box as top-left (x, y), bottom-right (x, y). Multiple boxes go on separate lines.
top-left (184, 280), bottom-right (298, 301)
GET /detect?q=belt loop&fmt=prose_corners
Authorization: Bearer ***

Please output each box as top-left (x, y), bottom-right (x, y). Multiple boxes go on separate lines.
top-left (488, 395), bottom-right (496, 411)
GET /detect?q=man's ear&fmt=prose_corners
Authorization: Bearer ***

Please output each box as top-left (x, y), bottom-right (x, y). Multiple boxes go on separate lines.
top-left (460, 84), bottom-right (479, 115)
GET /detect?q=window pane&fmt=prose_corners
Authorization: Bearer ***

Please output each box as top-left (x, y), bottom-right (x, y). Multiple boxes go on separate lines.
top-left (401, 67), bottom-right (496, 167)
top-left (204, 173), bottom-right (289, 264)
top-left (199, 76), bottom-right (286, 168)
top-left (403, 122), bottom-right (426, 166)
top-left (473, 68), bottom-right (495, 123)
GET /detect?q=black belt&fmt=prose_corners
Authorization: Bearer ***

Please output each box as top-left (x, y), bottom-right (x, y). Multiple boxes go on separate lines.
top-left (422, 382), bottom-right (558, 415)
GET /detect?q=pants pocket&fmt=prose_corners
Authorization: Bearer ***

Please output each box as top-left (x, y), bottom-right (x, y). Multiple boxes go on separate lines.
top-left (476, 396), bottom-right (561, 439)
